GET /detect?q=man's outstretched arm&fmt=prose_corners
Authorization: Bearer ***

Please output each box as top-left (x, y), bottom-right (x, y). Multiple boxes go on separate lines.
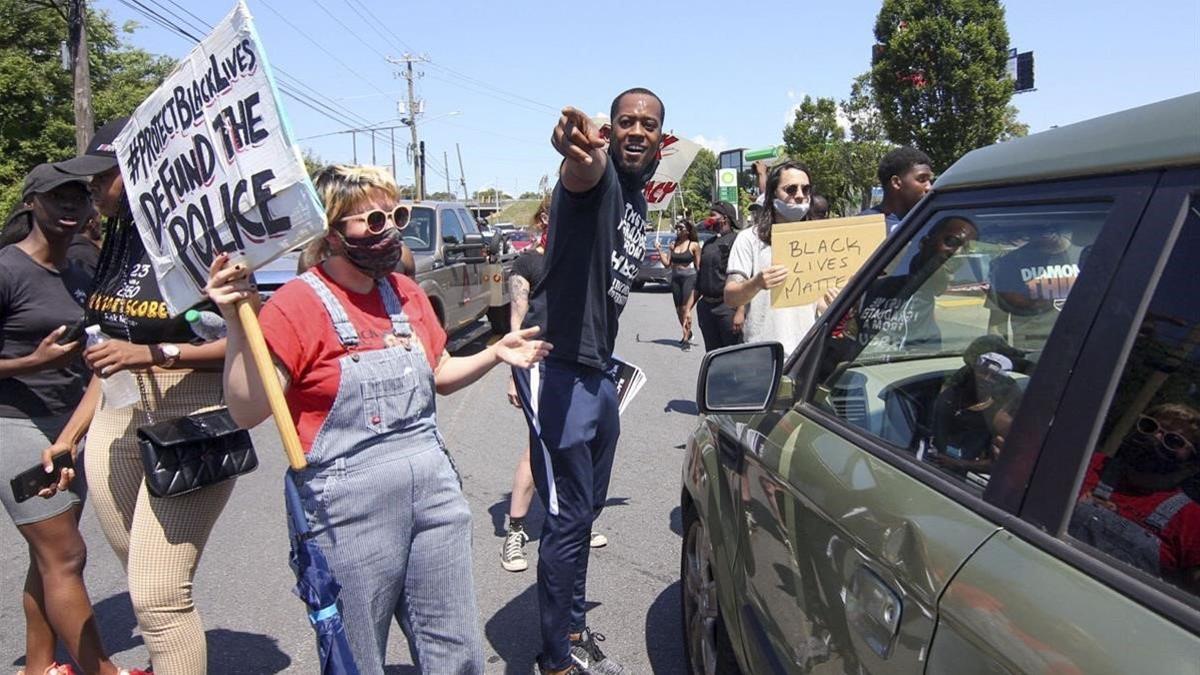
top-left (553, 106), bottom-right (608, 193)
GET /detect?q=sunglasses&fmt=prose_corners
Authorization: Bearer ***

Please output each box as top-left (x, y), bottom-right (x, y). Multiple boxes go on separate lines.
top-left (340, 205), bottom-right (410, 234)
top-left (1136, 415), bottom-right (1196, 453)
top-left (782, 183), bottom-right (812, 198)
top-left (942, 234), bottom-right (970, 249)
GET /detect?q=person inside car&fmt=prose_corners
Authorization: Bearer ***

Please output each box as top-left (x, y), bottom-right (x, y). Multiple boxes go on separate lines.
top-left (1070, 402), bottom-right (1200, 594)
top-left (929, 348), bottom-right (1024, 476)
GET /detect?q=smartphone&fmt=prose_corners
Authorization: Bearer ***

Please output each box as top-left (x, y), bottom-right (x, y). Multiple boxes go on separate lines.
top-left (9, 453), bottom-right (74, 503)
top-left (56, 318), bottom-right (87, 346)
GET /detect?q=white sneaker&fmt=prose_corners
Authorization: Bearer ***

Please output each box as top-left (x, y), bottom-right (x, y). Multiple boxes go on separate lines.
top-left (501, 527), bottom-right (529, 572)
top-left (589, 530), bottom-right (608, 548)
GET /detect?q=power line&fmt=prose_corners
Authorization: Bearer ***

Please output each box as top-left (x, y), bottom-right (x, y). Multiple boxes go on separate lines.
top-left (256, 0), bottom-right (389, 96)
top-left (307, 0), bottom-right (389, 61)
top-left (340, 0), bottom-right (416, 55)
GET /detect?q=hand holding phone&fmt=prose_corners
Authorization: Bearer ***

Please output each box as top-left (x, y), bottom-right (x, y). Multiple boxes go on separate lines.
top-left (10, 452), bottom-right (74, 503)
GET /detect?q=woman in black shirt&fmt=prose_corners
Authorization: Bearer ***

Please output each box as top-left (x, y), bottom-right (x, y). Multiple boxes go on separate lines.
top-left (1, 164), bottom-right (137, 675)
top-left (45, 119), bottom-right (231, 674)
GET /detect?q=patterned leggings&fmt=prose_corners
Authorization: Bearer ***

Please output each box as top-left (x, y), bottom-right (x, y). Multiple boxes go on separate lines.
top-left (85, 369), bottom-right (234, 675)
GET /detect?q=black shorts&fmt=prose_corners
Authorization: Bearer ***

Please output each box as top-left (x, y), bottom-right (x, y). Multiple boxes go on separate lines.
top-left (670, 268), bottom-right (697, 307)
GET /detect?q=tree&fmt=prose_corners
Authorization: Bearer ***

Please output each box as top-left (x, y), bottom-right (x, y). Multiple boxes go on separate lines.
top-left (473, 188), bottom-right (510, 203)
top-left (0, 2), bottom-right (173, 216)
top-left (870, 0), bottom-right (1013, 170)
top-left (518, 191), bottom-right (542, 200)
top-left (678, 148), bottom-right (716, 219)
top-left (302, 149), bottom-right (325, 178)
top-left (999, 104), bottom-right (1030, 142)
top-left (782, 96), bottom-right (858, 215)
top-left (841, 73), bottom-right (894, 211)
top-left (426, 191), bottom-right (456, 201)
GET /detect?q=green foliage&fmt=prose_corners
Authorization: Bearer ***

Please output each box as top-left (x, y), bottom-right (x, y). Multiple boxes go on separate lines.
top-left (870, 0), bottom-right (1013, 170)
top-left (473, 188), bottom-right (511, 203)
top-left (301, 148), bottom-right (325, 178)
top-left (426, 191), bottom-right (457, 201)
top-left (999, 104), bottom-right (1030, 142)
top-left (518, 191), bottom-right (542, 200)
top-left (782, 96), bottom-right (853, 215)
top-left (678, 147), bottom-right (716, 219)
top-left (0, 1), bottom-right (173, 217)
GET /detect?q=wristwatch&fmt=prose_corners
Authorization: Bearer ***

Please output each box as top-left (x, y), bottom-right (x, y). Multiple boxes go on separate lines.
top-left (157, 343), bottom-right (181, 368)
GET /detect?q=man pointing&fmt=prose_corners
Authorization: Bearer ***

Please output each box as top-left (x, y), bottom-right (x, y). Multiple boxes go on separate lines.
top-left (513, 89), bottom-right (664, 674)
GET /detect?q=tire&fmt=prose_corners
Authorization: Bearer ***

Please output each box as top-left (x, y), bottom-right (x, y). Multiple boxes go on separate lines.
top-left (632, 280), bottom-right (645, 291)
top-left (681, 504), bottom-right (742, 675)
top-left (487, 304), bottom-right (511, 335)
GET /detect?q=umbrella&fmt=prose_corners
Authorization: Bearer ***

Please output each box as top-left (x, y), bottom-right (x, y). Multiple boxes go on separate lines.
top-left (285, 471), bottom-right (360, 675)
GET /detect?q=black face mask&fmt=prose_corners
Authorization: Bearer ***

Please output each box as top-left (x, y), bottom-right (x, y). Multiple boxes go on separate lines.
top-left (1120, 432), bottom-right (1188, 476)
top-left (333, 227), bottom-right (404, 279)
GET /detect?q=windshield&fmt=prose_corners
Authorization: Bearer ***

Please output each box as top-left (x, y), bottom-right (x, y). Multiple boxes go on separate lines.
top-left (405, 207), bottom-right (436, 251)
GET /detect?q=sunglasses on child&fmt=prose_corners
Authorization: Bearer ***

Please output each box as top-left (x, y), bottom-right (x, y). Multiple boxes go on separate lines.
top-left (340, 205), bottom-right (410, 233)
top-left (1136, 415), bottom-right (1196, 453)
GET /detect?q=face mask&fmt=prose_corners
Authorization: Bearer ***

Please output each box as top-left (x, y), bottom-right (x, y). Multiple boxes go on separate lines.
top-left (334, 227), bottom-right (404, 279)
top-left (1120, 432), bottom-right (1186, 476)
top-left (773, 198), bottom-right (810, 223)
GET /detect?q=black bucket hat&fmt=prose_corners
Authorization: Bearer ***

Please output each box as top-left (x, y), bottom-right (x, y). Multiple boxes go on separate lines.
top-left (21, 163), bottom-right (90, 201)
top-left (58, 116), bottom-right (129, 176)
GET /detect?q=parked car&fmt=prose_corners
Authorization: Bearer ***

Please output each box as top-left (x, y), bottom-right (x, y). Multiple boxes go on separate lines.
top-left (681, 93), bottom-right (1200, 674)
top-left (634, 231), bottom-right (677, 290)
top-left (506, 229), bottom-right (535, 252)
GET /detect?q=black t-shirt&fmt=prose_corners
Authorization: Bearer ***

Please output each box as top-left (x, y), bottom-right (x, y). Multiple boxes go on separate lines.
top-left (697, 230), bottom-right (737, 299)
top-left (512, 248), bottom-right (546, 287)
top-left (988, 242), bottom-right (1080, 348)
top-left (525, 160), bottom-right (648, 370)
top-left (87, 217), bottom-right (195, 345)
top-left (0, 245), bottom-right (93, 418)
top-left (68, 235), bottom-right (101, 279)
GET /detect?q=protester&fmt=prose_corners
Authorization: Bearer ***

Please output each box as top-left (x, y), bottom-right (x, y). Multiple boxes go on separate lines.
top-left (1071, 403), bottom-right (1200, 594)
top-left (43, 118), bottom-right (231, 675)
top-left (512, 88), bottom-right (664, 675)
top-left (809, 194), bottom-right (830, 220)
top-left (655, 218), bottom-right (700, 349)
top-left (209, 164), bottom-right (551, 673)
top-left (724, 160), bottom-right (821, 354)
top-left (860, 146), bottom-right (934, 235)
top-left (67, 207), bottom-right (103, 278)
top-left (694, 201), bottom-right (744, 352)
top-left (930, 350), bottom-right (1023, 476)
top-left (1, 164), bottom-right (140, 675)
top-left (987, 225), bottom-right (1080, 349)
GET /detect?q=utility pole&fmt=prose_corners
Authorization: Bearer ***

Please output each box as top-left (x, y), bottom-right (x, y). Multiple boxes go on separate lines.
top-left (67, 0), bottom-right (94, 153)
top-left (444, 151), bottom-right (452, 197)
top-left (388, 54), bottom-right (426, 200)
top-left (351, 132), bottom-right (357, 164)
top-left (456, 143), bottom-right (468, 202)
top-left (390, 128), bottom-right (396, 180)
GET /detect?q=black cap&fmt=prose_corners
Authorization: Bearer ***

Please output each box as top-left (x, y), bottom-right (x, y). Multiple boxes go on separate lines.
top-left (58, 116), bottom-right (129, 176)
top-left (710, 201), bottom-right (738, 226)
top-left (21, 163), bottom-right (90, 201)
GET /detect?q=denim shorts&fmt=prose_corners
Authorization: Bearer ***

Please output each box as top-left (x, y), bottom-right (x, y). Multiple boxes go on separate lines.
top-left (0, 414), bottom-right (86, 526)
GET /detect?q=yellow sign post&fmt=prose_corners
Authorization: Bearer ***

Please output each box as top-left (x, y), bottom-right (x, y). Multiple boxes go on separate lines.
top-left (770, 213), bottom-right (888, 308)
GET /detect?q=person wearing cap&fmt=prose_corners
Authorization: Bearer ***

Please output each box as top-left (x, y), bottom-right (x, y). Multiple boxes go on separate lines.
top-left (930, 342), bottom-right (1025, 476)
top-left (694, 201), bottom-right (744, 351)
top-left (41, 118), bottom-right (232, 674)
top-left (0, 164), bottom-right (146, 675)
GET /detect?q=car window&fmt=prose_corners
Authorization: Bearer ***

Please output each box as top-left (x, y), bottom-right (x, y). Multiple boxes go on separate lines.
top-left (405, 206), bottom-right (436, 251)
top-left (458, 209), bottom-right (480, 235)
top-left (442, 209), bottom-right (465, 245)
top-left (1065, 195), bottom-right (1200, 599)
top-left (811, 202), bottom-right (1110, 490)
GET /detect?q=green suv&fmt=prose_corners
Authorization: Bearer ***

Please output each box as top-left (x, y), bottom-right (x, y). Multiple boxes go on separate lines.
top-left (680, 92), bottom-right (1200, 674)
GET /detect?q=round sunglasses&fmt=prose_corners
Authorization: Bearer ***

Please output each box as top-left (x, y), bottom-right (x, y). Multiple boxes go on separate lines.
top-left (1136, 415), bottom-right (1196, 454)
top-left (340, 205), bottom-right (410, 234)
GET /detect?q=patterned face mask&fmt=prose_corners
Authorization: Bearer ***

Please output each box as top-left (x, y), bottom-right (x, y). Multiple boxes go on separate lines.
top-left (333, 226), bottom-right (404, 279)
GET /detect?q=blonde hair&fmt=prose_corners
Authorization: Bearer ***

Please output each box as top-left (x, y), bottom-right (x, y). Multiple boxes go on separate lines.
top-left (298, 164), bottom-right (399, 273)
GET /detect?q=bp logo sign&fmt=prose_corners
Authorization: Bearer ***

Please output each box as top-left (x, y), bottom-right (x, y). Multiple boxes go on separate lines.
top-left (717, 169), bottom-right (737, 187)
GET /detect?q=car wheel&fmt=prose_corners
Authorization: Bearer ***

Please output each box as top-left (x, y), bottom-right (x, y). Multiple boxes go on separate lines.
top-left (681, 505), bottom-right (742, 675)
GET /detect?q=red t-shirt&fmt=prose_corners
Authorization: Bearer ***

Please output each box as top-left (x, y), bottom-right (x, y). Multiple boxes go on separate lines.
top-left (1080, 454), bottom-right (1200, 573)
top-left (258, 265), bottom-right (447, 452)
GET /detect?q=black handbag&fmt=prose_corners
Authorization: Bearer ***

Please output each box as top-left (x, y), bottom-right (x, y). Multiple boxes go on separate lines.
top-left (137, 407), bottom-right (257, 498)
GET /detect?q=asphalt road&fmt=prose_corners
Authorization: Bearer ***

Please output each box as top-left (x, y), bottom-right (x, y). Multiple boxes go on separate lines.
top-left (0, 285), bottom-right (704, 674)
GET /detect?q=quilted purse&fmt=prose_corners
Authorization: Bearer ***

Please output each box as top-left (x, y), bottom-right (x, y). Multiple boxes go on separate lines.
top-left (137, 407), bottom-right (257, 498)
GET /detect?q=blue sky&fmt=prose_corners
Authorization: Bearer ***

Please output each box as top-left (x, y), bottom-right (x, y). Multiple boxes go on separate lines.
top-left (99, 0), bottom-right (1200, 197)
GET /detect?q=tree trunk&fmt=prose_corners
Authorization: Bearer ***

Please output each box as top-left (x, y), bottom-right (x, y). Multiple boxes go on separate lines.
top-left (69, 0), bottom-right (94, 154)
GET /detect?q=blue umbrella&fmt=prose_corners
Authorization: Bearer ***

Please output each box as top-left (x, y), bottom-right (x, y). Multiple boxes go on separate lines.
top-left (285, 471), bottom-right (360, 675)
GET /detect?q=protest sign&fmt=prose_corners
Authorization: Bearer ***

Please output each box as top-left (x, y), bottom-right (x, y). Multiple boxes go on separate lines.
top-left (113, 1), bottom-right (326, 316)
top-left (643, 135), bottom-right (701, 212)
top-left (770, 213), bottom-right (887, 308)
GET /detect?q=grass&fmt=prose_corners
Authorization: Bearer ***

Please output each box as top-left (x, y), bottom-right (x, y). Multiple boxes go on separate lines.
top-left (489, 199), bottom-right (540, 229)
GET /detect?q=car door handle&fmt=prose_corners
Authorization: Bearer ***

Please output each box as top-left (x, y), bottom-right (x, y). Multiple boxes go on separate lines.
top-left (845, 565), bottom-right (902, 659)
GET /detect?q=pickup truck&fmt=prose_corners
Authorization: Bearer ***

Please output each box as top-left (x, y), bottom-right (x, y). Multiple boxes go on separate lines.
top-left (255, 201), bottom-right (513, 346)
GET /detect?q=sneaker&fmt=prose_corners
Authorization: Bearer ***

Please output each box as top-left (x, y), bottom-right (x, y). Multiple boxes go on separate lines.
top-left (571, 627), bottom-right (625, 674)
top-left (589, 531), bottom-right (608, 548)
top-left (532, 658), bottom-right (586, 674)
top-left (501, 527), bottom-right (529, 572)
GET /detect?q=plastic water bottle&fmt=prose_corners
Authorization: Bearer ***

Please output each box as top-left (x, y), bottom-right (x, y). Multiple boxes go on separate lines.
top-left (185, 309), bottom-right (227, 341)
top-left (84, 325), bottom-right (140, 409)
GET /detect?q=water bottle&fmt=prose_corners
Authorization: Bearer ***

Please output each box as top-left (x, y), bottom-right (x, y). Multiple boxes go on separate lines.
top-left (185, 309), bottom-right (227, 341)
top-left (84, 325), bottom-right (140, 409)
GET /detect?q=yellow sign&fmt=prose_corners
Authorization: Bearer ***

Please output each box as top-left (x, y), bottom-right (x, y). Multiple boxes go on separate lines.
top-left (770, 213), bottom-right (887, 308)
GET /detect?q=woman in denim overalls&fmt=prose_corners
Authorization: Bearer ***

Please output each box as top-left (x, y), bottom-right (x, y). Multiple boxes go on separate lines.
top-left (209, 165), bottom-right (552, 673)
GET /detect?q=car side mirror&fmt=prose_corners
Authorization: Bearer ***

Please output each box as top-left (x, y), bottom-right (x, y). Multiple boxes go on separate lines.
top-left (696, 342), bottom-right (785, 414)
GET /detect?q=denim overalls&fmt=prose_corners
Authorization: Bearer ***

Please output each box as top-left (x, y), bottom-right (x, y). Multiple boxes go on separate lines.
top-left (287, 271), bottom-right (483, 674)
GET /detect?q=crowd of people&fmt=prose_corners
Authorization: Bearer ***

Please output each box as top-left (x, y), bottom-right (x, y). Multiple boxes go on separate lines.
top-left (4, 83), bottom-right (1197, 675)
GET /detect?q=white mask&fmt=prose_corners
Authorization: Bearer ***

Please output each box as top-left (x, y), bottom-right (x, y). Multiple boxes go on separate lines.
top-left (773, 198), bottom-right (810, 223)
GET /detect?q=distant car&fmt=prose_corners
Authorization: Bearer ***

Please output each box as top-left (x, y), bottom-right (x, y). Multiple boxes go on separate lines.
top-left (507, 229), bottom-right (535, 252)
top-left (633, 232), bottom-right (676, 290)
top-left (681, 93), bottom-right (1200, 674)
